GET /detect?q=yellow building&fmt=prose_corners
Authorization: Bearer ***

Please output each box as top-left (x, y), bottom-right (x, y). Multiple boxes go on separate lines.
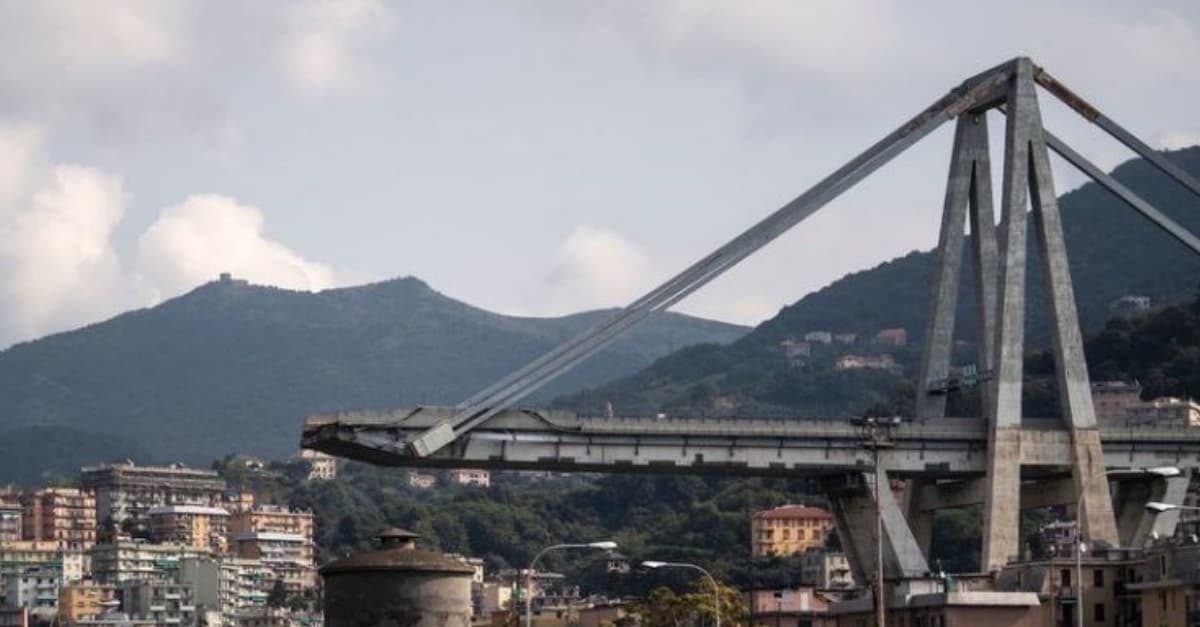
top-left (751, 505), bottom-right (834, 557)
top-left (148, 505), bottom-right (231, 553)
top-left (59, 580), bottom-right (116, 624)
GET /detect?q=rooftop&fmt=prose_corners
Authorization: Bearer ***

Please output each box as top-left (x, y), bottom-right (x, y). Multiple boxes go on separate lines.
top-left (753, 505), bottom-right (833, 520)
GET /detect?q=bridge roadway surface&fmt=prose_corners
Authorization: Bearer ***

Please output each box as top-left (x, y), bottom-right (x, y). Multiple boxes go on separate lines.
top-left (303, 406), bottom-right (1200, 479)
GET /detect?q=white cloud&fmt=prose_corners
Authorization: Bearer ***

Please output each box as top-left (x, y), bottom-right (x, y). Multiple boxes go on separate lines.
top-left (277, 0), bottom-right (391, 94)
top-left (0, 158), bottom-right (134, 343)
top-left (531, 0), bottom-right (901, 93)
top-left (136, 195), bottom-right (335, 299)
top-left (0, 124), bottom-right (337, 346)
top-left (539, 226), bottom-right (654, 313)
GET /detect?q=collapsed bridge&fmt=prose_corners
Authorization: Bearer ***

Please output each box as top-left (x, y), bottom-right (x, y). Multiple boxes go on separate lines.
top-left (303, 57), bottom-right (1200, 585)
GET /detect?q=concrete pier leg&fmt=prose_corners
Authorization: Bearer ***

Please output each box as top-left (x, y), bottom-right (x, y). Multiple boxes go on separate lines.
top-left (829, 471), bottom-right (931, 584)
top-left (982, 59), bottom-right (1037, 573)
top-left (1117, 474), bottom-right (1189, 546)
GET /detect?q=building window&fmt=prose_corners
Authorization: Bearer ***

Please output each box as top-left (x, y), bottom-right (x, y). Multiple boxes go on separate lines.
top-left (1093, 569), bottom-right (1103, 588)
top-left (1094, 603), bottom-right (1104, 622)
top-left (1061, 569), bottom-right (1071, 587)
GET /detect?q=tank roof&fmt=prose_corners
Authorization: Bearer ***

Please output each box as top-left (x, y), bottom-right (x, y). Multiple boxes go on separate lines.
top-left (320, 529), bottom-right (475, 576)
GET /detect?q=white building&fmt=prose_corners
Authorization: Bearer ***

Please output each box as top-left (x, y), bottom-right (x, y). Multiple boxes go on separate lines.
top-left (3, 568), bottom-right (59, 612)
top-left (447, 469), bottom-right (490, 488)
top-left (299, 449), bottom-right (339, 481)
top-left (803, 331), bottom-right (833, 344)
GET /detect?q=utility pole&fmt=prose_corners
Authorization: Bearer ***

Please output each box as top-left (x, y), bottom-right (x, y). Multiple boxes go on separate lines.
top-left (854, 416), bottom-right (899, 627)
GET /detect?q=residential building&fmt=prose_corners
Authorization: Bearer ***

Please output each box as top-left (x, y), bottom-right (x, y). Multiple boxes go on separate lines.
top-left (996, 548), bottom-right (1145, 627)
top-left (1110, 294), bottom-right (1151, 317)
top-left (407, 472), bottom-right (436, 489)
top-left (228, 506), bottom-right (315, 591)
top-left (147, 505), bottom-right (230, 552)
top-left (0, 607), bottom-right (27, 627)
top-left (833, 333), bottom-right (858, 345)
top-left (780, 338), bottom-right (812, 359)
top-left (752, 505), bottom-right (834, 557)
top-left (1129, 396), bottom-right (1200, 426)
top-left (298, 449), bottom-right (338, 481)
top-left (119, 579), bottom-right (195, 626)
top-left (833, 353), bottom-right (898, 372)
top-left (80, 461), bottom-right (226, 537)
top-left (88, 540), bottom-right (206, 584)
top-left (816, 578), bottom-right (1040, 627)
top-left (1034, 520), bottom-right (1078, 559)
top-left (179, 556), bottom-right (274, 623)
top-left (804, 331), bottom-right (833, 344)
top-left (1091, 380), bottom-right (1143, 423)
top-left (0, 490), bottom-right (21, 544)
top-left (799, 550), bottom-right (855, 589)
top-left (3, 568), bottom-right (59, 613)
top-left (232, 531), bottom-right (315, 592)
top-left (448, 469), bottom-right (490, 488)
top-left (747, 586), bottom-right (834, 627)
top-left (59, 580), bottom-right (118, 624)
top-left (0, 542), bottom-right (83, 591)
top-left (22, 487), bottom-right (97, 551)
top-left (221, 492), bottom-right (256, 514)
top-left (1129, 542), bottom-right (1200, 627)
top-left (874, 328), bottom-right (907, 346)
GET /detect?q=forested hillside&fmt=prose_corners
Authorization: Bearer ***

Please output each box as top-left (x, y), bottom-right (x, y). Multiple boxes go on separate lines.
top-left (562, 147), bottom-right (1200, 418)
top-left (0, 276), bottom-right (744, 478)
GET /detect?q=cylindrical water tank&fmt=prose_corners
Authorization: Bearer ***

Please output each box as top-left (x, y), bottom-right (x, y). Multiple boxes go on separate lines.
top-left (322, 528), bottom-right (475, 627)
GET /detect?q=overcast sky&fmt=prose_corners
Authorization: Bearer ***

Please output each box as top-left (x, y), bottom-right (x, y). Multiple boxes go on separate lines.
top-left (0, 1), bottom-right (1197, 346)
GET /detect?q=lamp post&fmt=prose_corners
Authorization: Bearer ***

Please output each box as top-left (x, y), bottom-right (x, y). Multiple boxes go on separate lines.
top-left (526, 541), bottom-right (617, 627)
top-left (642, 561), bottom-right (721, 627)
top-left (852, 415), bottom-right (900, 627)
top-left (1074, 466), bottom-right (1179, 627)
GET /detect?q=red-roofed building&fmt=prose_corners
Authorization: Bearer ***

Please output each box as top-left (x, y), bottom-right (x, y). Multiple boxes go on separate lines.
top-left (751, 505), bottom-right (834, 557)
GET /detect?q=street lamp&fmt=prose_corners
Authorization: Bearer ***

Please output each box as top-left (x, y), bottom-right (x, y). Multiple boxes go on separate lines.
top-left (526, 541), bottom-right (618, 627)
top-left (1075, 467), bottom-right (1180, 627)
top-left (642, 561), bottom-right (721, 627)
top-left (1144, 501), bottom-right (1198, 514)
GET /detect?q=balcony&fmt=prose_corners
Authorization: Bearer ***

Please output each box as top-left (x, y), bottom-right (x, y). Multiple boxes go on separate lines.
top-left (1057, 586), bottom-right (1077, 603)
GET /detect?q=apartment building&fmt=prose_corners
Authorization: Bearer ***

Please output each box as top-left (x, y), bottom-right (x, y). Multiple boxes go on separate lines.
top-left (147, 505), bottom-right (230, 553)
top-left (80, 462), bottom-right (226, 535)
top-left (3, 568), bottom-right (59, 613)
top-left (119, 579), bottom-right (195, 626)
top-left (751, 505), bottom-right (834, 557)
top-left (58, 580), bottom-right (117, 624)
top-left (232, 532), bottom-right (314, 592)
top-left (0, 490), bottom-right (21, 544)
top-left (179, 556), bottom-right (275, 623)
top-left (21, 488), bottom-right (97, 551)
top-left (88, 541), bottom-right (206, 585)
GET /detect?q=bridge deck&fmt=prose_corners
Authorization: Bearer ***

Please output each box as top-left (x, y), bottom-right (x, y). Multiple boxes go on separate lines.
top-left (302, 406), bottom-right (1200, 479)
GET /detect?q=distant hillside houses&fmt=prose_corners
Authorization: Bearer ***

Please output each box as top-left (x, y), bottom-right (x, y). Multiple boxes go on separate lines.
top-left (1091, 380), bottom-right (1200, 426)
top-left (834, 354), bottom-right (900, 373)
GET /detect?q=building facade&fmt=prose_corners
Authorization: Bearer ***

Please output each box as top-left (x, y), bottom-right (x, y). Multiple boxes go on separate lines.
top-left (298, 449), bottom-right (338, 481)
top-left (752, 506), bottom-right (834, 557)
top-left (799, 550), bottom-right (855, 589)
top-left (447, 469), bottom-right (491, 488)
top-left (80, 462), bottom-right (226, 536)
top-left (21, 488), bottom-right (97, 551)
top-left (58, 580), bottom-right (117, 624)
top-left (88, 541), bottom-right (206, 584)
top-left (147, 505), bottom-right (230, 553)
top-left (119, 579), bottom-right (195, 626)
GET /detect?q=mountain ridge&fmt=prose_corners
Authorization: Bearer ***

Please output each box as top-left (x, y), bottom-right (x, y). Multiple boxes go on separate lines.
top-left (0, 274), bottom-right (746, 476)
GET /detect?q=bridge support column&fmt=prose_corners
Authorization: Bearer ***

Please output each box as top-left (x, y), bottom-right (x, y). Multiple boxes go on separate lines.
top-left (829, 471), bottom-right (930, 585)
top-left (982, 58), bottom-right (1118, 571)
top-left (1116, 473), bottom-right (1189, 547)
